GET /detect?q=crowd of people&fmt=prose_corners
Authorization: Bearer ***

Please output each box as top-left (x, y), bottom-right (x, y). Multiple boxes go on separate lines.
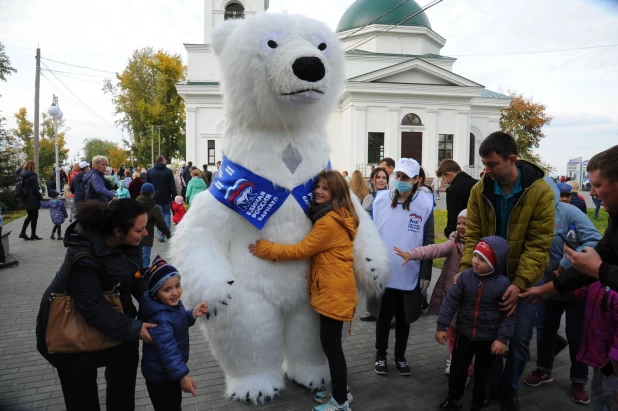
top-left (2, 134), bottom-right (615, 411)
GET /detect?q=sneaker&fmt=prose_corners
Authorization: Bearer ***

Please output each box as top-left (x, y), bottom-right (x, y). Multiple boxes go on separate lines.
top-left (445, 359), bottom-right (451, 375)
top-left (523, 369), bottom-right (553, 387)
top-left (571, 382), bottom-right (590, 405)
top-left (438, 397), bottom-right (462, 409)
top-left (483, 384), bottom-right (502, 408)
top-left (500, 388), bottom-right (520, 411)
top-left (375, 356), bottom-right (387, 375)
top-left (313, 386), bottom-right (353, 404)
top-left (158, 238), bottom-right (165, 242)
top-left (360, 313), bottom-right (376, 321)
top-left (311, 398), bottom-right (351, 411)
top-left (394, 358), bottom-right (411, 376)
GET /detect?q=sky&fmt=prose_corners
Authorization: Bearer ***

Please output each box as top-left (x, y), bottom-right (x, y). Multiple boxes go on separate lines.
top-left (1, 0), bottom-right (617, 174)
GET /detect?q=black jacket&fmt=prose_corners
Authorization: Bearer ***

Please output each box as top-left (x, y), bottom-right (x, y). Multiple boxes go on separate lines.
top-left (69, 171), bottom-right (87, 203)
top-left (136, 195), bottom-right (171, 247)
top-left (554, 214), bottom-right (618, 292)
top-left (445, 172), bottom-right (478, 236)
top-left (202, 169), bottom-right (213, 186)
top-left (146, 163), bottom-right (177, 206)
top-left (36, 221), bottom-right (147, 370)
top-left (18, 170), bottom-right (43, 210)
top-left (569, 193), bottom-right (587, 215)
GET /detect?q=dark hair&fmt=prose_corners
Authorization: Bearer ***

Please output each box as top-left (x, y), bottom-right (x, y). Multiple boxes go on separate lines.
top-left (418, 167), bottom-right (433, 193)
top-left (587, 144), bottom-right (618, 182)
top-left (390, 176), bottom-right (419, 211)
top-left (479, 131), bottom-right (518, 160)
top-left (202, 164), bottom-right (208, 170)
top-left (378, 157), bottom-right (396, 168)
top-left (77, 199), bottom-right (145, 236)
top-left (369, 167), bottom-right (389, 188)
top-left (187, 161), bottom-right (193, 167)
top-left (436, 159), bottom-right (461, 177)
top-left (155, 155), bottom-right (165, 163)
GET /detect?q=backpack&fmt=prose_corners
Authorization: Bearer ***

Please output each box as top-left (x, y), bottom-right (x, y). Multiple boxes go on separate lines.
top-left (15, 175), bottom-right (29, 199)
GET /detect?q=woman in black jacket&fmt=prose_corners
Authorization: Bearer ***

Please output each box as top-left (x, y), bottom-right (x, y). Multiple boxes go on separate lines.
top-left (36, 199), bottom-right (156, 411)
top-left (18, 160), bottom-right (44, 240)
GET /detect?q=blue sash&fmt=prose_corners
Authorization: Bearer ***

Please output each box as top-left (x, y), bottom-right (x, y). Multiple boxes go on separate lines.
top-left (209, 155), bottom-right (330, 230)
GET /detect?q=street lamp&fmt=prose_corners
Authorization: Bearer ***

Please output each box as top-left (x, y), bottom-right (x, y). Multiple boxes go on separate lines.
top-left (48, 95), bottom-right (63, 194)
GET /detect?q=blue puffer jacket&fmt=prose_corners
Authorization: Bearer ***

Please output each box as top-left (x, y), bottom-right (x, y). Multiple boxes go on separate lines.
top-left (139, 293), bottom-right (196, 383)
top-left (83, 169), bottom-right (115, 202)
top-left (437, 236), bottom-right (516, 344)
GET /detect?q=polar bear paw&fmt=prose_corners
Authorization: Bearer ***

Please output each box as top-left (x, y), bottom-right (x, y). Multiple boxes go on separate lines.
top-left (284, 361), bottom-right (331, 391)
top-left (354, 253), bottom-right (390, 297)
top-left (226, 370), bottom-right (285, 404)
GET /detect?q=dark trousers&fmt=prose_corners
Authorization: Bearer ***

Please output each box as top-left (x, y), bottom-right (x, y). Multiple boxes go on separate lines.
top-left (449, 334), bottom-right (493, 407)
top-left (376, 288), bottom-right (410, 359)
top-left (21, 209), bottom-right (39, 236)
top-left (146, 380), bottom-right (182, 411)
top-left (57, 343), bottom-right (139, 411)
top-left (52, 224), bottom-right (62, 236)
top-left (320, 315), bottom-right (348, 404)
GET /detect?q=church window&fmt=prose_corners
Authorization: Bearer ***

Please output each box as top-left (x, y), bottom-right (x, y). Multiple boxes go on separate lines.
top-left (367, 132), bottom-right (384, 164)
top-left (469, 133), bottom-right (475, 166)
top-left (438, 134), bottom-right (453, 163)
top-left (208, 140), bottom-right (216, 165)
top-left (401, 113), bottom-right (422, 126)
top-left (224, 2), bottom-right (245, 20)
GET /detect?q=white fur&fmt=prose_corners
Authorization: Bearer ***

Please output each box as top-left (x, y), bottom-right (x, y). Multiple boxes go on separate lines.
top-left (170, 13), bottom-right (389, 404)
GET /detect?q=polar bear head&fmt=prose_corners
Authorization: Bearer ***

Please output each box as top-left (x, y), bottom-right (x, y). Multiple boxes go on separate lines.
top-left (213, 13), bottom-right (345, 131)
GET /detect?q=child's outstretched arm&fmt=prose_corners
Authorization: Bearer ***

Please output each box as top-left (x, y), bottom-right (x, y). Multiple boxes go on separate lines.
top-left (190, 301), bottom-right (208, 322)
top-left (394, 240), bottom-right (455, 266)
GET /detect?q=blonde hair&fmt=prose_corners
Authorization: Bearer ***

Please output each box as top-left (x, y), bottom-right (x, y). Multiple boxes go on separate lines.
top-left (566, 180), bottom-right (580, 193)
top-left (22, 160), bottom-right (36, 171)
top-left (349, 170), bottom-right (369, 201)
top-left (92, 155), bottom-right (109, 167)
top-left (315, 170), bottom-right (359, 227)
top-left (132, 172), bottom-right (140, 179)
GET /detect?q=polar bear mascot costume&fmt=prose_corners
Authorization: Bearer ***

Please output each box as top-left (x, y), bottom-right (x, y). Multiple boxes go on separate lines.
top-left (170, 13), bottom-right (390, 404)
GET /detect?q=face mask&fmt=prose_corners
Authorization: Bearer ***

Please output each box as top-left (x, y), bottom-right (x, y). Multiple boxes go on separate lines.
top-left (393, 180), bottom-right (413, 193)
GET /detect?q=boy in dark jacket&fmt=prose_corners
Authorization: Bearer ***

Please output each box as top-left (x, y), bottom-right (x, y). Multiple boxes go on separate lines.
top-left (136, 183), bottom-right (171, 268)
top-left (436, 236), bottom-right (515, 410)
top-left (140, 256), bottom-right (208, 411)
top-left (40, 190), bottom-right (68, 240)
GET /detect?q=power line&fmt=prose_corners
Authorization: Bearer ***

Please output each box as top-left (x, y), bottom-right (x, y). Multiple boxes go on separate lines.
top-left (47, 72), bottom-right (104, 85)
top-left (341, 0), bottom-right (411, 40)
top-left (344, 0), bottom-right (444, 52)
top-left (41, 57), bottom-right (116, 74)
top-left (449, 43), bottom-right (618, 57)
top-left (41, 68), bottom-right (108, 78)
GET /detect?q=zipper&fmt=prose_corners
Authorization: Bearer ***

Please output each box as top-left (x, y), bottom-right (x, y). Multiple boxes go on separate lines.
top-left (472, 280), bottom-right (484, 340)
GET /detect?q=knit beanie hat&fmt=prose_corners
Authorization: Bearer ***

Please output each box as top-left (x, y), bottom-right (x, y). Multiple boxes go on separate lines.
top-left (142, 255), bottom-right (180, 297)
top-left (141, 183), bottom-right (155, 195)
top-left (175, 196), bottom-right (184, 205)
top-left (473, 240), bottom-right (496, 272)
top-left (48, 189), bottom-right (60, 199)
top-left (457, 209), bottom-right (467, 219)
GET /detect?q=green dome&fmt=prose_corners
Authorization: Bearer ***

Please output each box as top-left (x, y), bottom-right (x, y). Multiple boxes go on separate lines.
top-left (337, 0), bottom-right (432, 33)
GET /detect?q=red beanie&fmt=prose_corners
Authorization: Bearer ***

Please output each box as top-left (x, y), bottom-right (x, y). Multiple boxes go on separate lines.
top-left (473, 240), bottom-right (496, 271)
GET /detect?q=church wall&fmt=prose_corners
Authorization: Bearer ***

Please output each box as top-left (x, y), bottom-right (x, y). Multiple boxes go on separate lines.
top-left (377, 70), bottom-right (452, 85)
top-left (186, 47), bottom-right (220, 82)
top-left (191, 106), bottom-right (225, 166)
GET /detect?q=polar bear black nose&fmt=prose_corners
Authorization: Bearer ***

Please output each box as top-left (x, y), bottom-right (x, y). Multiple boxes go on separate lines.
top-left (292, 57), bottom-right (325, 83)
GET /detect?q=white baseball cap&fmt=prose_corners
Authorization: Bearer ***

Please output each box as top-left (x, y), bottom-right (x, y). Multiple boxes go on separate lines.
top-left (393, 158), bottom-right (420, 178)
top-left (79, 161), bottom-right (89, 169)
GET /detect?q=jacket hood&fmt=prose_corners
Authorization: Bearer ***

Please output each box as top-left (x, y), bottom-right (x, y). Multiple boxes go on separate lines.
top-left (516, 160), bottom-right (546, 189)
top-left (138, 293), bottom-right (184, 320)
top-left (478, 236), bottom-right (509, 276)
top-left (154, 163), bottom-right (167, 170)
top-left (137, 194), bottom-right (156, 211)
top-left (190, 178), bottom-right (206, 188)
top-left (544, 174), bottom-right (560, 206)
top-left (327, 209), bottom-right (358, 242)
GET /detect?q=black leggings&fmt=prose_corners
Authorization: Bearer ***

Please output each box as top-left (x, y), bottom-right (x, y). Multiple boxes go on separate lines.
top-left (21, 209), bottom-right (39, 236)
top-left (146, 380), bottom-right (182, 411)
top-left (376, 288), bottom-right (411, 359)
top-left (449, 333), bottom-right (494, 407)
top-left (52, 224), bottom-right (62, 236)
top-left (320, 315), bottom-right (348, 404)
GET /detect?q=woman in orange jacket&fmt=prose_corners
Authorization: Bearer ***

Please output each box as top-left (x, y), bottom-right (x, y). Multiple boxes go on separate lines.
top-left (249, 170), bottom-right (358, 411)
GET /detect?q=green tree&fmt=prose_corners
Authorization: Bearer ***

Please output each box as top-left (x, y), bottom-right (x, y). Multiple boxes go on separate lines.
top-left (38, 113), bottom-right (70, 178)
top-left (103, 47), bottom-right (187, 165)
top-left (500, 91), bottom-right (554, 172)
top-left (82, 138), bottom-right (118, 164)
top-left (13, 108), bottom-right (34, 160)
top-left (0, 42), bottom-right (17, 83)
top-left (107, 146), bottom-right (126, 169)
top-left (0, 116), bottom-right (21, 210)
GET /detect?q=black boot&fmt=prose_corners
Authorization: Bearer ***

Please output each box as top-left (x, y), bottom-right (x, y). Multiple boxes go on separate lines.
top-left (501, 388), bottom-right (520, 411)
top-left (30, 234), bottom-right (42, 240)
top-left (19, 232), bottom-right (30, 240)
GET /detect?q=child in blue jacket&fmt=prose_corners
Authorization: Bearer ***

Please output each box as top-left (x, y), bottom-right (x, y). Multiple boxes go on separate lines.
top-left (436, 236), bottom-right (516, 410)
top-left (40, 189), bottom-right (68, 240)
top-left (140, 256), bottom-right (208, 411)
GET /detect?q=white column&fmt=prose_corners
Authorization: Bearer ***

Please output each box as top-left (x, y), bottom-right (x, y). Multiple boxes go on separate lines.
top-left (204, 0), bottom-right (214, 43)
top-left (386, 107), bottom-right (400, 160)
top-left (352, 106), bottom-right (367, 171)
top-left (456, 110), bottom-right (470, 167)
top-left (186, 106), bottom-right (197, 163)
top-left (425, 109), bottom-right (439, 174)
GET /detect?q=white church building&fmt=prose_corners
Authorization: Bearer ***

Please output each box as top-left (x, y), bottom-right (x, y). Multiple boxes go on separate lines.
top-left (177, 0), bottom-right (511, 177)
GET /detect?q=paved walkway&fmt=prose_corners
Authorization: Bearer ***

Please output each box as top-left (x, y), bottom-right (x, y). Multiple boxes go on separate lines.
top-left (0, 212), bottom-right (589, 411)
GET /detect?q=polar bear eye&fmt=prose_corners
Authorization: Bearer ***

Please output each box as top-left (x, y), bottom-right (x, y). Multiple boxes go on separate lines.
top-left (267, 40), bottom-right (278, 49)
top-left (318, 43), bottom-right (327, 51)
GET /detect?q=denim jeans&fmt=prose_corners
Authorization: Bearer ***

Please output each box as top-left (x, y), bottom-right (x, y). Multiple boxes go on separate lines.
top-left (536, 299), bottom-right (588, 384)
top-left (491, 300), bottom-right (537, 390)
top-left (156, 203), bottom-right (171, 240)
top-left (592, 197), bottom-right (602, 219)
top-left (142, 246), bottom-right (152, 269)
top-left (591, 367), bottom-right (618, 411)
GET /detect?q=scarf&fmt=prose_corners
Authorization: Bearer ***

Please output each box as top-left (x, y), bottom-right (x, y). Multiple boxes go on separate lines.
top-left (307, 201), bottom-right (335, 224)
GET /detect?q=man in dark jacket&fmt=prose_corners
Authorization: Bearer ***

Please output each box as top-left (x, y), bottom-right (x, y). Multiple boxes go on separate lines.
top-left (70, 161), bottom-right (90, 205)
top-left (146, 156), bottom-right (176, 242)
top-left (202, 164), bottom-right (213, 186)
top-left (136, 183), bottom-right (171, 268)
top-left (438, 159), bottom-right (478, 237)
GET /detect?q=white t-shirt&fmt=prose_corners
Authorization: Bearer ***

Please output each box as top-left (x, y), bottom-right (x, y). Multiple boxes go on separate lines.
top-left (373, 189), bottom-right (434, 291)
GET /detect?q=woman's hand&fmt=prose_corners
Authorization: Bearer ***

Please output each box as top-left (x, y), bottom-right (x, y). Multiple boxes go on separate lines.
top-left (491, 340), bottom-right (506, 355)
top-left (435, 330), bottom-right (447, 345)
top-left (193, 301), bottom-right (208, 319)
top-left (393, 247), bottom-right (412, 266)
top-left (519, 282), bottom-right (557, 306)
top-left (180, 375), bottom-right (197, 397)
top-left (248, 242), bottom-right (258, 256)
top-left (139, 322), bottom-right (157, 345)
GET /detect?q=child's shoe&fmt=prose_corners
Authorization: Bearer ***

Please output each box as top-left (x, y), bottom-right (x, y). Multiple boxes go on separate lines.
top-left (438, 397), bottom-right (462, 409)
top-left (50, 234), bottom-right (55, 239)
top-left (375, 356), bottom-right (387, 375)
top-left (313, 386), bottom-right (353, 404)
top-left (57, 236), bottom-right (63, 240)
top-left (394, 358), bottom-right (411, 376)
top-left (311, 398), bottom-right (351, 411)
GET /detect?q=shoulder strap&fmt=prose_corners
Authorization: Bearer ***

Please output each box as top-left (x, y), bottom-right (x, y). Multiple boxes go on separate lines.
top-left (65, 252), bottom-right (106, 295)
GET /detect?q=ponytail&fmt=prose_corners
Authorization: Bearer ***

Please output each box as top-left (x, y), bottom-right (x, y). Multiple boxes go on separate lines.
top-left (76, 199), bottom-right (145, 236)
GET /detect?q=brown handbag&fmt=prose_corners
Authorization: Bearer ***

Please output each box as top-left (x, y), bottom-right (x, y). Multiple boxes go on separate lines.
top-left (46, 253), bottom-right (124, 354)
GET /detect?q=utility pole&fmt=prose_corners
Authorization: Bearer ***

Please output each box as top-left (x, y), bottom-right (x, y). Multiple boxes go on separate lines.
top-left (156, 125), bottom-right (162, 157)
top-left (151, 125), bottom-right (154, 167)
top-left (33, 47), bottom-right (40, 176)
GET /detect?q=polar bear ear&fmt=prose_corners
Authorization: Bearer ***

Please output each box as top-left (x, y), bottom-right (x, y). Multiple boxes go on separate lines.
top-left (212, 19), bottom-right (242, 56)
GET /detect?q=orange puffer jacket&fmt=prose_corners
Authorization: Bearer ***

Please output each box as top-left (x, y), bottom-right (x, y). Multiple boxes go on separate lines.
top-left (256, 209), bottom-right (358, 322)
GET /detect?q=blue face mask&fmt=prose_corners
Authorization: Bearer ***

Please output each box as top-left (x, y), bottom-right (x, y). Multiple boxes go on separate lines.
top-left (393, 180), bottom-right (413, 193)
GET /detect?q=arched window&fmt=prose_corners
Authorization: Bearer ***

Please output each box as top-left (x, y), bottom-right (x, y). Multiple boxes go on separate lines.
top-left (469, 133), bottom-right (475, 166)
top-left (401, 113), bottom-right (423, 126)
top-left (224, 2), bottom-right (245, 20)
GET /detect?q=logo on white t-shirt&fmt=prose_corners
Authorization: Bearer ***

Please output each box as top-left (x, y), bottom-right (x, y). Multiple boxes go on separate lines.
top-left (408, 212), bottom-right (423, 232)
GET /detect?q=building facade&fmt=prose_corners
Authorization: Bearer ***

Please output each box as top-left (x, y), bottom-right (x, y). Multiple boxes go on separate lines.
top-left (177, 0), bottom-right (511, 177)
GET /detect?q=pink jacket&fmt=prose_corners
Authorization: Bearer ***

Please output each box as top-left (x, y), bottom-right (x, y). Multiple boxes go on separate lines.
top-left (570, 281), bottom-right (618, 368)
top-left (409, 232), bottom-right (464, 315)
